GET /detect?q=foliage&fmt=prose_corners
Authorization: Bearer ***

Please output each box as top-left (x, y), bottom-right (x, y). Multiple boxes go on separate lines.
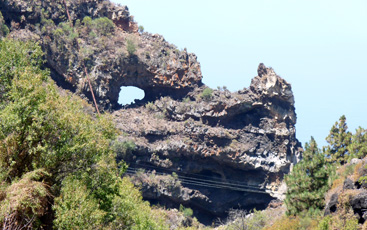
top-left (126, 39), bottom-right (137, 56)
top-left (113, 140), bottom-right (136, 159)
top-left (0, 39), bottom-right (46, 98)
top-left (139, 25), bottom-right (145, 33)
top-left (0, 39), bottom-right (167, 229)
top-left (348, 127), bottom-right (367, 160)
top-left (0, 12), bottom-right (9, 37)
top-left (53, 176), bottom-right (106, 229)
top-left (82, 16), bottom-right (93, 27)
top-left (325, 115), bottom-right (352, 164)
top-left (285, 137), bottom-right (334, 215)
top-left (317, 215), bottom-right (331, 230)
top-left (180, 204), bottom-right (194, 217)
top-left (94, 17), bottom-right (115, 34)
top-left (315, 191), bottom-right (360, 230)
top-left (145, 101), bottom-right (157, 111)
top-left (200, 87), bottom-right (213, 101)
top-left (224, 209), bottom-right (267, 230)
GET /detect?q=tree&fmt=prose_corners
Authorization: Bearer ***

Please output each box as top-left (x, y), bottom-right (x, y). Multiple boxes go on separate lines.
top-left (325, 115), bottom-right (352, 164)
top-left (347, 127), bottom-right (367, 160)
top-left (285, 137), bottom-right (334, 215)
top-left (0, 39), bottom-right (167, 229)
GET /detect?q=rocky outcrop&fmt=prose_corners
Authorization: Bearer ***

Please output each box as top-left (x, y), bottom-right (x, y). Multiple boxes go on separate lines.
top-left (0, 0), bottom-right (202, 110)
top-left (1, 0), bottom-right (302, 224)
top-left (113, 64), bottom-right (302, 222)
top-left (324, 159), bottom-right (367, 224)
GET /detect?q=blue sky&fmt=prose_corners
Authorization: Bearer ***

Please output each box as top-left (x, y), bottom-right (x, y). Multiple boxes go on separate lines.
top-left (114, 0), bottom-right (367, 147)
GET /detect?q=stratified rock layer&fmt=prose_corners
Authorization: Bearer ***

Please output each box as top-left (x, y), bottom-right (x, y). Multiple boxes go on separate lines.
top-left (113, 64), bottom-right (302, 222)
top-left (1, 0), bottom-right (302, 223)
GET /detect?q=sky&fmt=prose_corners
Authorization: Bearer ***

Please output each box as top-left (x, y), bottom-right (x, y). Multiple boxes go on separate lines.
top-left (114, 0), bottom-right (367, 147)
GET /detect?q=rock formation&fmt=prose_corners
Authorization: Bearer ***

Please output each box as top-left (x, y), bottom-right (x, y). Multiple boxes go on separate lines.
top-left (324, 158), bottom-right (367, 225)
top-left (113, 63), bottom-right (302, 222)
top-left (0, 0), bottom-right (302, 223)
top-left (0, 0), bottom-right (202, 109)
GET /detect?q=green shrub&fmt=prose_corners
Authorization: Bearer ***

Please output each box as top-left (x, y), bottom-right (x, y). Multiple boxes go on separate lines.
top-left (200, 88), bottom-right (213, 101)
top-left (93, 17), bottom-right (115, 36)
top-left (82, 16), bottom-right (93, 27)
top-left (0, 39), bottom-right (167, 229)
top-left (126, 39), bottom-right (137, 56)
top-left (179, 204), bottom-right (193, 218)
top-left (138, 25), bottom-right (145, 33)
top-left (145, 101), bottom-right (157, 111)
top-left (0, 12), bottom-right (9, 37)
top-left (317, 215), bottom-right (331, 230)
top-left (53, 177), bottom-right (106, 230)
top-left (183, 97), bottom-right (191, 103)
top-left (226, 209), bottom-right (267, 230)
top-left (113, 140), bottom-right (136, 159)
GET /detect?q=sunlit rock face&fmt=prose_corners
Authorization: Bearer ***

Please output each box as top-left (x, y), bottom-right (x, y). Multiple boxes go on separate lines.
top-left (113, 64), bottom-right (302, 223)
top-left (2, 0), bottom-right (302, 223)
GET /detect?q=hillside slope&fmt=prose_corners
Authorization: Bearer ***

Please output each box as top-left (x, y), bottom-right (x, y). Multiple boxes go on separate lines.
top-left (0, 0), bottom-right (302, 223)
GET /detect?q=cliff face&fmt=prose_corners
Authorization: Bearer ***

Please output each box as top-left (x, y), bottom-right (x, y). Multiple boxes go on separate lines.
top-left (1, 0), bottom-right (302, 223)
top-left (113, 64), bottom-right (302, 222)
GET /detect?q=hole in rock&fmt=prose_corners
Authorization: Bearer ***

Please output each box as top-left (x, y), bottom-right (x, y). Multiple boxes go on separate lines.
top-left (118, 86), bottom-right (145, 106)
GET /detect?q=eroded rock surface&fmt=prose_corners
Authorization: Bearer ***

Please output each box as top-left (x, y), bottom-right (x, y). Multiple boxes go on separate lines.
top-left (113, 64), bottom-right (302, 222)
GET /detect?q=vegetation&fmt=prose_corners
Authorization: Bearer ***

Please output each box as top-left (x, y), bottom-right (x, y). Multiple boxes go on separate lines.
top-left (0, 39), bottom-right (167, 229)
top-left (139, 25), bottom-right (145, 33)
top-left (126, 38), bottom-right (137, 56)
top-left (325, 115), bottom-right (352, 164)
top-left (224, 209), bottom-right (267, 230)
top-left (113, 140), bottom-right (136, 160)
top-left (180, 204), bottom-right (194, 218)
top-left (200, 87), bottom-right (213, 101)
top-left (285, 137), bottom-right (335, 215)
top-left (0, 12), bottom-right (9, 37)
top-left (1, 3), bottom-right (367, 228)
top-left (279, 115), bottom-right (367, 229)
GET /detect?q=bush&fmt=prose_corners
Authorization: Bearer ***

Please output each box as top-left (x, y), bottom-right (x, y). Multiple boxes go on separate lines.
top-left (126, 39), bottom-right (137, 56)
top-left (93, 17), bottom-right (115, 36)
top-left (0, 39), bottom-right (167, 229)
top-left (113, 140), bottom-right (136, 159)
top-left (317, 215), bottom-right (331, 230)
top-left (0, 13), bottom-right (9, 37)
top-left (179, 204), bottom-right (193, 217)
top-left (0, 170), bottom-right (50, 229)
top-left (53, 177), bottom-right (106, 230)
top-left (200, 88), bottom-right (213, 101)
top-left (225, 209), bottom-right (267, 230)
top-left (82, 16), bottom-right (93, 27)
top-left (139, 25), bottom-right (145, 33)
top-left (264, 216), bottom-right (300, 230)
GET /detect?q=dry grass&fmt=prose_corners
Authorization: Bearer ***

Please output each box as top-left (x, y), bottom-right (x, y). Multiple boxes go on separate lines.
top-left (263, 216), bottom-right (301, 230)
top-left (0, 170), bottom-right (51, 229)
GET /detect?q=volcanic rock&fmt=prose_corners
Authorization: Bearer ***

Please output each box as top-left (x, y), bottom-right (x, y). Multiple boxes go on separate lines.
top-left (1, 0), bottom-right (302, 223)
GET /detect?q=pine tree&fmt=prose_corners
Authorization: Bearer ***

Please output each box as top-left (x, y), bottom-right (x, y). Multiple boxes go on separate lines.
top-left (347, 127), bottom-right (367, 160)
top-left (325, 115), bottom-right (352, 164)
top-left (285, 137), bottom-right (333, 215)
